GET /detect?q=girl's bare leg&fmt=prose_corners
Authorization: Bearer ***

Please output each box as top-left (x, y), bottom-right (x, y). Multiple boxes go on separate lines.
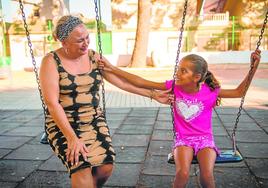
top-left (197, 148), bottom-right (216, 188)
top-left (173, 146), bottom-right (194, 188)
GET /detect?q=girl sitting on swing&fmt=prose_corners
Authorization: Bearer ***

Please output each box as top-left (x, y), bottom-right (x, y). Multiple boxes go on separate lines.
top-left (98, 50), bottom-right (261, 188)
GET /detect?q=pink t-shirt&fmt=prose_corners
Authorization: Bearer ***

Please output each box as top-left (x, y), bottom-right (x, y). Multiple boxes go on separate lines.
top-left (166, 80), bottom-right (220, 138)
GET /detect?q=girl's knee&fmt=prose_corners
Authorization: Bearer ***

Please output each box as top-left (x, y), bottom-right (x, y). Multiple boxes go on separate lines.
top-left (176, 169), bottom-right (190, 180)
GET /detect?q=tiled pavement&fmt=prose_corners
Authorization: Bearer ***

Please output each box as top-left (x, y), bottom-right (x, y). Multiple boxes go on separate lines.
top-left (0, 65), bottom-right (268, 187)
top-left (0, 106), bottom-right (268, 188)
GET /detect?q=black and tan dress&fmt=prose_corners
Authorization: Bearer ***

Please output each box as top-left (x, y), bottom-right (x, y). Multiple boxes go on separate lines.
top-left (45, 50), bottom-right (115, 175)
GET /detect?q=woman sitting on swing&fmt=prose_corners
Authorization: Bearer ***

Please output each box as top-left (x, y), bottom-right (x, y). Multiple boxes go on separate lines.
top-left (39, 15), bottom-right (171, 187)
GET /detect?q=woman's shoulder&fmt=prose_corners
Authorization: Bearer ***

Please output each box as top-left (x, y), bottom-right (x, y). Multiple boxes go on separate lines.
top-left (88, 49), bottom-right (96, 56)
top-left (88, 49), bottom-right (101, 65)
top-left (42, 52), bottom-right (54, 62)
top-left (41, 51), bottom-right (59, 69)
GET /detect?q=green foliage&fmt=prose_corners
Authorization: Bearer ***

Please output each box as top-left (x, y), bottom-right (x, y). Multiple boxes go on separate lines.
top-left (85, 20), bottom-right (107, 31)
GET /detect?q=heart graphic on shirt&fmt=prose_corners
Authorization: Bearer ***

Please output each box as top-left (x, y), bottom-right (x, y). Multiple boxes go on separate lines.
top-left (176, 100), bottom-right (203, 122)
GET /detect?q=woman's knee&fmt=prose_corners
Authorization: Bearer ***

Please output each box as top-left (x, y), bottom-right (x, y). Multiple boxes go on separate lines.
top-left (95, 164), bottom-right (114, 178)
top-left (71, 168), bottom-right (94, 188)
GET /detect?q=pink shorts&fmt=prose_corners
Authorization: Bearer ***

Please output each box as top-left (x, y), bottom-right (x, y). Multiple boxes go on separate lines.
top-left (173, 134), bottom-right (220, 156)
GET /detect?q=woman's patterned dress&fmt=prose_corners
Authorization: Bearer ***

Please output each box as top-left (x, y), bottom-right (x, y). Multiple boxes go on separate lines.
top-left (45, 50), bottom-right (115, 175)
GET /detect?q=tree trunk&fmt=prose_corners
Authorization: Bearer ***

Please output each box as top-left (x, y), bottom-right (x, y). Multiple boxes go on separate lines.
top-left (130, 0), bottom-right (152, 67)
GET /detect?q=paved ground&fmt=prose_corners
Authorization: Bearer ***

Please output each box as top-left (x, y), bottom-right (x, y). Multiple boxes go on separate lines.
top-left (0, 64), bottom-right (268, 187)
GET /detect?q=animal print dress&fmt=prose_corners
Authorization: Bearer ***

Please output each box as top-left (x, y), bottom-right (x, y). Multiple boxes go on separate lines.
top-left (45, 50), bottom-right (115, 175)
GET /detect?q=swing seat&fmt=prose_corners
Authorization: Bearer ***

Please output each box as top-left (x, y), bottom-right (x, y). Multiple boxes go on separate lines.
top-left (167, 150), bottom-right (243, 164)
top-left (40, 132), bottom-right (49, 144)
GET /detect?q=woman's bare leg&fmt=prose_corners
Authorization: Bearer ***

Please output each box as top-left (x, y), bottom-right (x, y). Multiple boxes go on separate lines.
top-left (92, 164), bottom-right (114, 188)
top-left (71, 167), bottom-right (94, 188)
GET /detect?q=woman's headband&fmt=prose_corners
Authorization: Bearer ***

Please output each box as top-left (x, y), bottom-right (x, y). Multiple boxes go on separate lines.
top-left (56, 16), bottom-right (83, 42)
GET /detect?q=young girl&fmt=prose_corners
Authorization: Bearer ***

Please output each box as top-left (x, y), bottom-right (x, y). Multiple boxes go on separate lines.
top-left (99, 50), bottom-right (261, 188)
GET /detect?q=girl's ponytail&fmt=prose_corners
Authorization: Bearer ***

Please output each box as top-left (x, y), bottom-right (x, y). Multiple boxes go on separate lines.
top-left (204, 71), bottom-right (220, 90)
top-left (204, 71), bottom-right (221, 105)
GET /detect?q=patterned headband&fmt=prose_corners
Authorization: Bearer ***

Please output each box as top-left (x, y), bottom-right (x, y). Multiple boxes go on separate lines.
top-left (56, 16), bottom-right (83, 42)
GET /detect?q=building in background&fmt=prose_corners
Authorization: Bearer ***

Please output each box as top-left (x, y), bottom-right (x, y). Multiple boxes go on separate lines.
top-left (1, 0), bottom-right (268, 70)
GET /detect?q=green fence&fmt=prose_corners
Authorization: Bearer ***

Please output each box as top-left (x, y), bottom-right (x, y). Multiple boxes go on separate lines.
top-left (96, 32), bottom-right (112, 54)
top-left (0, 56), bottom-right (11, 67)
top-left (0, 56), bottom-right (11, 79)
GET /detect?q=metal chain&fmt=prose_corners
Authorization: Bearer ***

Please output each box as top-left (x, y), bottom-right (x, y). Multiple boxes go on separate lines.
top-left (231, 10), bottom-right (268, 152)
top-left (94, 0), bottom-right (106, 118)
top-left (170, 0), bottom-right (188, 139)
top-left (256, 10), bottom-right (268, 51)
top-left (18, 0), bottom-right (47, 119)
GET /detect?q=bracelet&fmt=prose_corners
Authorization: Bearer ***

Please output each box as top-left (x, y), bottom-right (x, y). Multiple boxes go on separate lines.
top-left (150, 89), bottom-right (155, 102)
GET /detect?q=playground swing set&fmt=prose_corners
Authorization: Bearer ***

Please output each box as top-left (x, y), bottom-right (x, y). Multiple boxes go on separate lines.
top-left (18, 0), bottom-right (268, 165)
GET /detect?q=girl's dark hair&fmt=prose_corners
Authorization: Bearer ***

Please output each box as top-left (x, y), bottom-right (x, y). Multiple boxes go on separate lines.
top-left (181, 54), bottom-right (221, 105)
top-left (204, 71), bottom-right (220, 90)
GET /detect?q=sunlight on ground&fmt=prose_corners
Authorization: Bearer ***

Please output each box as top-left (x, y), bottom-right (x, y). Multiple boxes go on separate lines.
top-left (1, 66), bottom-right (267, 107)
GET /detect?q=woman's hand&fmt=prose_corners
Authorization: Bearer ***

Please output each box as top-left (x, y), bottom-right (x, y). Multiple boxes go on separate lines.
top-left (250, 49), bottom-right (261, 68)
top-left (66, 136), bottom-right (89, 166)
top-left (152, 88), bottom-right (174, 105)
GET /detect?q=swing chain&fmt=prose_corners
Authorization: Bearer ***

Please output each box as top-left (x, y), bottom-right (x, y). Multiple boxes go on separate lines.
top-left (170, 0), bottom-right (188, 139)
top-left (232, 10), bottom-right (268, 152)
top-left (256, 10), bottom-right (268, 50)
top-left (173, 0), bottom-right (188, 80)
top-left (18, 0), bottom-right (47, 118)
top-left (94, 0), bottom-right (106, 118)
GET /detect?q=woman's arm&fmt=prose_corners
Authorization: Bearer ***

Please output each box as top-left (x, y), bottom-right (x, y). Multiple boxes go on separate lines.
top-left (39, 54), bottom-right (88, 166)
top-left (97, 55), bottom-right (166, 90)
top-left (101, 68), bottom-right (172, 104)
top-left (219, 50), bottom-right (261, 98)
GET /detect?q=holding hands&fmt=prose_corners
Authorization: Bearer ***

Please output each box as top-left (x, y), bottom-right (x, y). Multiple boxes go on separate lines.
top-left (97, 57), bottom-right (113, 72)
top-left (97, 57), bottom-right (174, 105)
top-left (151, 88), bottom-right (174, 105)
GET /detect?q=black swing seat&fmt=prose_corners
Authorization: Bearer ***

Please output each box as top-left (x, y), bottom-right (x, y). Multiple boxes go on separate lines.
top-left (167, 150), bottom-right (243, 164)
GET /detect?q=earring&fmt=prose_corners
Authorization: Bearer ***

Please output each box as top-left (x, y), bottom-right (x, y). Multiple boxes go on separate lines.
top-left (64, 48), bottom-right (69, 55)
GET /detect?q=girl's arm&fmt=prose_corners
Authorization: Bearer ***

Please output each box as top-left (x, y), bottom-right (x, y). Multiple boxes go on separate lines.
top-left (39, 54), bottom-right (89, 166)
top-left (219, 50), bottom-right (261, 98)
top-left (97, 55), bottom-right (166, 90)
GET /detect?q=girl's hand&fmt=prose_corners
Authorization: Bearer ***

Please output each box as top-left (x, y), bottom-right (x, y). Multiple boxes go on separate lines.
top-left (153, 88), bottom-right (174, 104)
top-left (97, 58), bottom-right (113, 72)
top-left (66, 137), bottom-right (89, 166)
top-left (251, 49), bottom-right (261, 68)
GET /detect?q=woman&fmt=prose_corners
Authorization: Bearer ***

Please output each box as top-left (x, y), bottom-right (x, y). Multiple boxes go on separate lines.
top-left (39, 15), bottom-right (171, 188)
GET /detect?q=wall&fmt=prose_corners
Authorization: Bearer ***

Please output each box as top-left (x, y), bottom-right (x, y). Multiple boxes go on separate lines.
top-left (150, 51), bottom-right (268, 67)
top-left (9, 31), bottom-right (268, 70)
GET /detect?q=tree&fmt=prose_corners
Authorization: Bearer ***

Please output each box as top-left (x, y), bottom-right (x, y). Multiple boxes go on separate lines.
top-left (111, 0), bottom-right (136, 29)
top-left (241, 0), bottom-right (267, 27)
top-left (130, 0), bottom-right (152, 67)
